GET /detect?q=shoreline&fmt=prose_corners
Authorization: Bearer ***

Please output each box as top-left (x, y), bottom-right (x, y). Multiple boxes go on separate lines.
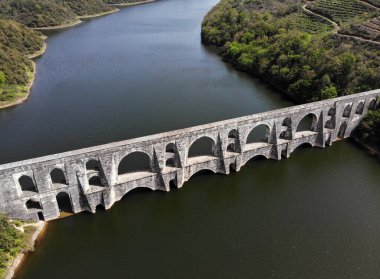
top-left (32, 19), bottom-right (82, 31)
top-left (4, 221), bottom-right (47, 279)
top-left (111, 0), bottom-right (156, 7)
top-left (0, 62), bottom-right (37, 110)
top-left (0, 0), bottom-right (159, 110)
top-left (0, 40), bottom-right (48, 110)
top-left (78, 8), bottom-right (120, 20)
top-left (352, 137), bottom-right (380, 159)
top-left (27, 42), bottom-right (47, 59)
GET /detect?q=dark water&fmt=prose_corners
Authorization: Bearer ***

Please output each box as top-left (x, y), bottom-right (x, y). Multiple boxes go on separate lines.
top-left (1, 0), bottom-right (378, 278)
top-left (0, 0), bottom-right (291, 164)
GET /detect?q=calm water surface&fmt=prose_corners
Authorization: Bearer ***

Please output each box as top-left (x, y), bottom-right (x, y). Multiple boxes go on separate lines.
top-left (0, 0), bottom-right (378, 278)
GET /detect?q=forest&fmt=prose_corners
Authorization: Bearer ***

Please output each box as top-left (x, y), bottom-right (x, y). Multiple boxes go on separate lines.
top-left (202, 0), bottom-right (380, 147)
top-left (0, 0), bottom-right (121, 106)
top-left (0, 214), bottom-right (36, 278)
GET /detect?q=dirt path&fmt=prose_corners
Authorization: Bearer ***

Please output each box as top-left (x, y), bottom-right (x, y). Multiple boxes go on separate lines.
top-left (302, 2), bottom-right (380, 45)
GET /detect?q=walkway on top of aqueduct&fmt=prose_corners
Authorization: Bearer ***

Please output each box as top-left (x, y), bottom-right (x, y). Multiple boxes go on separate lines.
top-left (0, 89), bottom-right (379, 221)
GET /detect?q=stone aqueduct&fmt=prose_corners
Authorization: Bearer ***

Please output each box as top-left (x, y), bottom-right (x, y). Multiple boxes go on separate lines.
top-left (0, 90), bottom-right (379, 221)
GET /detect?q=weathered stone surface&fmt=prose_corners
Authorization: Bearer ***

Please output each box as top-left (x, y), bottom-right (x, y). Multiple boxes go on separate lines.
top-left (0, 89), bottom-right (379, 221)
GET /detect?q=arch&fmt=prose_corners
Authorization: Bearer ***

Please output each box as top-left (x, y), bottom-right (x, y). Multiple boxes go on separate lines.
top-left (19, 175), bottom-right (37, 193)
top-left (86, 159), bottom-right (101, 171)
top-left (292, 142), bottom-right (313, 153)
top-left (89, 176), bottom-right (104, 186)
top-left (355, 102), bottom-right (365, 115)
top-left (368, 98), bottom-right (377, 110)
top-left (166, 158), bottom-right (176, 168)
top-left (118, 152), bottom-right (152, 175)
top-left (169, 179), bottom-right (177, 189)
top-left (228, 129), bottom-right (239, 139)
top-left (324, 120), bottom-right (333, 129)
top-left (338, 122), bottom-right (347, 138)
top-left (166, 143), bottom-right (176, 153)
top-left (280, 117), bottom-right (292, 140)
top-left (296, 113), bottom-right (317, 132)
top-left (25, 199), bottom-right (42, 210)
top-left (246, 124), bottom-right (270, 144)
top-left (227, 143), bottom-right (236, 152)
top-left (188, 136), bottom-right (216, 158)
top-left (56, 192), bottom-right (73, 213)
top-left (96, 204), bottom-right (106, 211)
top-left (229, 163), bottom-right (236, 172)
top-left (122, 186), bottom-right (154, 200)
top-left (188, 169), bottom-right (215, 180)
top-left (37, 212), bottom-right (44, 221)
top-left (50, 168), bottom-right (67, 185)
top-left (243, 154), bottom-right (268, 166)
top-left (342, 104), bottom-right (352, 118)
top-left (327, 107), bottom-right (335, 116)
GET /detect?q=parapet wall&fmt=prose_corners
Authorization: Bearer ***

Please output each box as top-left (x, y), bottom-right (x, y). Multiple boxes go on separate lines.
top-left (1, 89), bottom-right (379, 221)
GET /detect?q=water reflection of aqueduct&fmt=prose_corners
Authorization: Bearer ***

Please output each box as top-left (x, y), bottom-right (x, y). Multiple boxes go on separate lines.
top-left (0, 89), bottom-right (379, 221)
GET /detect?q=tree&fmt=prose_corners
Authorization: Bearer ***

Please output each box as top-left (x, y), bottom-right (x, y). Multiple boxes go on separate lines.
top-left (0, 71), bottom-right (5, 86)
top-left (320, 85), bottom-right (337, 99)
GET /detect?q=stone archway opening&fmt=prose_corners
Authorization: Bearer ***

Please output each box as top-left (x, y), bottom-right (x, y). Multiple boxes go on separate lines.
top-left (246, 124), bottom-right (270, 147)
top-left (166, 158), bottom-right (176, 168)
top-left (19, 175), bottom-right (38, 193)
top-left (188, 137), bottom-right (216, 158)
top-left (355, 102), bottom-right (365, 115)
top-left (118, 152), bottom-right (152, 175)
top-left (227, 129), bottom-right (240, 153)
top-left (189, 169), bottom-right (215, 180)
top-left (37, 212), bottom-right (44, 221)
top-left (296, 114), bottom-right (317, 133)
top-left (89, 176), bottom-right (104, 187)
top-left (342, 104), bottom-right (352, 118)
top-left (245, 155), bottom-right (267, 167)
top-left (86, 159), bottom-right (101, 171)
top-left (166, 143), bottom-right (176, 153)
top-left (169, 179), bottom-right (177, 190)
top-left (292, 142), bottom-right (313, 154)
top-left (50, 168), bottom-right (67, 185)
top-left (227, 143), bottom-right (236, 152)
top-left (56, 192), bottom-right (73, 214)
top-left (122, 187), bottom-right (153, 201)
top-left (338, 122), bottom-right (348, 138)
top-left (229, 163), bottom-right (236, 173)
top-left (26, 199), bottom-right (42, 210)
top-left (280, 117), bottom-right (292, 140)
top-left (118, 152), bottom-right (154, 184)
top-left (369, 99), bottom-right (377, 110)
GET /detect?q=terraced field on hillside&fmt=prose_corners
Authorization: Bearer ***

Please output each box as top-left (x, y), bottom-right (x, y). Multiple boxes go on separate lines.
top-left (342, 16), bottom-right (380, 42)
top-left (363, 0), bottom-right (380, 8)
top-left (284, 11), bottom-right (333, 34)
top-left (306, 0), bottom-right (380, 44)
top-left (308, 0), bottom-right (376, 24)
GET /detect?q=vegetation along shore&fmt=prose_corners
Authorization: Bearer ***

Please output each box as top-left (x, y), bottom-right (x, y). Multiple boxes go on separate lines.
top-left (201, 0), bottom-right (380, 150)
top-left (0, 214), bottom-right (45, 279)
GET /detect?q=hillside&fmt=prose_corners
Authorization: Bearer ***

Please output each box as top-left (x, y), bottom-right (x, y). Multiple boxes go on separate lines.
top-left (202, 0), bottom-right (380, 147)
top-left (202, 0), bottom-right (380, 103)
top-left (0, 0), bottom-right (118, 29)
top-left (103, 0), bottom-right (153, 5)
top-left (0, 0), bottom-right (78, 28)
top-left (63, 0), bottom-right (116, 17)
top-left (0, 19), bottom-right (44, 104)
